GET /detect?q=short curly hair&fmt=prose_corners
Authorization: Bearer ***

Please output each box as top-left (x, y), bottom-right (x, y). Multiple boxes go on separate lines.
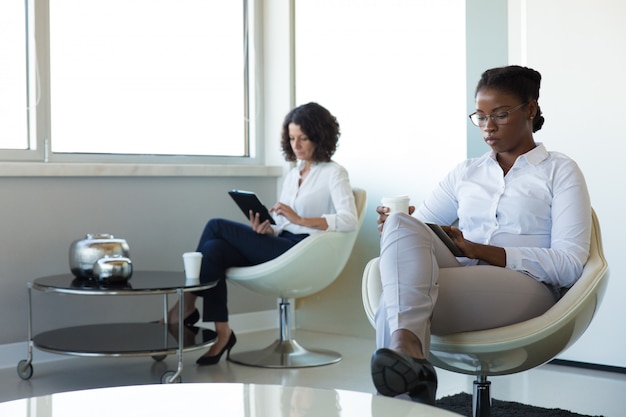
top-left (280, 102), bottom-right (340, 162)
top-left (475, 65), bottom-right (545, 133)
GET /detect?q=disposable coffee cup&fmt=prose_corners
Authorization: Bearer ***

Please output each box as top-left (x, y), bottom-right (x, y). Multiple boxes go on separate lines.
top-left (182, 252), bottom-right (202, 284)
top-left (381, 195), bottom-right (410, 214)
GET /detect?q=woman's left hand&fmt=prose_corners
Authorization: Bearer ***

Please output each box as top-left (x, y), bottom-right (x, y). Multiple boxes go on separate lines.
top-left (249, 210), bottom-right (274, 235)
top-left (443, 225), bottom-right (505, 266)
top-left (442, 225), bottom-right (474, 257)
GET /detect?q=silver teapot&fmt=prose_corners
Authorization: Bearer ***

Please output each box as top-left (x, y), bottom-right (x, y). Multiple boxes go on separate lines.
top-left (69, 234), bottom-right (130, 279)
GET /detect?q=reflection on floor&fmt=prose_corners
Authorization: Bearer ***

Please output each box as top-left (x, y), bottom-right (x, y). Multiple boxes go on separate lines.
top-left (1, 329), bottom-right (624, 417)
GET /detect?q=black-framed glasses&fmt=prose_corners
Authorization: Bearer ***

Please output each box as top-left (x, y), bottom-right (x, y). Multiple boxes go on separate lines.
top-left (468, 102), bottom-right (528, 127)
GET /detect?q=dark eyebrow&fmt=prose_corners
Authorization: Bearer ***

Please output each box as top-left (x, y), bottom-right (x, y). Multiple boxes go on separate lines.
top-left (475, 105), bottom-right (515, 114)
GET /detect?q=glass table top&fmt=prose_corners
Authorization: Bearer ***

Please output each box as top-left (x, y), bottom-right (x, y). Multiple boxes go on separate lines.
top-left (33, 323), bottom-right (216, 356)
top-left (32, 270), bottom-right (215, 295)
top-left (0, 383), bottom-right (462, 417)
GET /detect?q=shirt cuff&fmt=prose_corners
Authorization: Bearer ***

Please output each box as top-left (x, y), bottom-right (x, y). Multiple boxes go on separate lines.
top-left (322, 214), bottom-right (335, 231)
top-left (504, 247), bottom-right (524, 271)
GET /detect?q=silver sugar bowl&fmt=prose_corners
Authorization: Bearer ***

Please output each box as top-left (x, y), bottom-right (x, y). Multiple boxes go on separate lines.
top-left (93, 256), bottom-right (133, 284)
top-left (69, 234), bottom-right (130, 279)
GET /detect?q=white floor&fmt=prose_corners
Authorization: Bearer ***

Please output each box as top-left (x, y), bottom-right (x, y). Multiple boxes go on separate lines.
top-left (1, 329), bottom-right (624, 416)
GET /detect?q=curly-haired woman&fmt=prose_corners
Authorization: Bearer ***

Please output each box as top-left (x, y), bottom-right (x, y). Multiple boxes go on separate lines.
top-left (161, 102), bottom-right (357, 366)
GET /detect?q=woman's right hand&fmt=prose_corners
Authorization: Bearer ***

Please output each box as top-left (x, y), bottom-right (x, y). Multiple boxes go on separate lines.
top-left (377, 205), bottom-right (415, 235)
top-left (376, 206), bottom-right (388, 236)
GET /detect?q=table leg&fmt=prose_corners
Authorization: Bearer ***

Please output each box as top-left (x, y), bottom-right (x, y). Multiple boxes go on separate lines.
top-left (17, 283), bottom-right (35, 380)
top-left (162, 288), bottom-right (184, 383)
top-left (162, 294), bottom-right (169, 325)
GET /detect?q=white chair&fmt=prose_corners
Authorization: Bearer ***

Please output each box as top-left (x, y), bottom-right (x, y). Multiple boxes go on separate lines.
top-left (226, 188), bottom-right (367, 368)
top-left (362, 210), bottom-right (609, 417)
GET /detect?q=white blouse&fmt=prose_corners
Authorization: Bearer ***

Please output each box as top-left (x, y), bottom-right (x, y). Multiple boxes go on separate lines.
top-left (273, 160), bottom-right (357, 235)
top-left (415, 143), bottom-right (591, 289)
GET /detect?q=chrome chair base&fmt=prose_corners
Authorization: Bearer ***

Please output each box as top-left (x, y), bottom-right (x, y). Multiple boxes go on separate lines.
top-left (472, 377), bottom-right (491, 417)
top-left (228, 338), bottom-right (341, 368)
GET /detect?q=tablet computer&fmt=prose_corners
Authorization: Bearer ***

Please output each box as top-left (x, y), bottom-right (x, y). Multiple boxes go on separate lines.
top-left (228, 190), bottom-right (276, 225)
top-left (426, 223), bottom-right (464, 257)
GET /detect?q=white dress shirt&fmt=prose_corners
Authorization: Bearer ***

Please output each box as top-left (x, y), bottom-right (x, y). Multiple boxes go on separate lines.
top-left (273, 160), bottom-right (357, 235)
top-left (415, 143), bottom-right (591, 289)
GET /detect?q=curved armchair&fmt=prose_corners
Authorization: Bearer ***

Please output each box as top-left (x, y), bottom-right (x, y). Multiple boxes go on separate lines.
top-left (362, 210), bottom-right (609, 417)
top-left (226, 188), bottom-right (367, 368)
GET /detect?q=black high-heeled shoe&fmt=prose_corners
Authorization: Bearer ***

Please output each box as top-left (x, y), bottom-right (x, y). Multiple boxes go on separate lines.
top-left (152, 308), bottom-right (200, 327)
top-left (183, 309), bottom-right (200, 327)
top-left (196, 331), bottom-right (237, 366)
top-left (370, 348), bottom-right (438, 406)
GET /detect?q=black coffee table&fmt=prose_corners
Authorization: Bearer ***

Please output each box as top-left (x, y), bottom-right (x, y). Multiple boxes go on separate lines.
top-left (17, 271), bottom-right (217, 383)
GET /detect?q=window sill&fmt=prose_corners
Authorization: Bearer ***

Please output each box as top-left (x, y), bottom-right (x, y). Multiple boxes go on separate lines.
top-left (0, 162), bottom-right (284, 177)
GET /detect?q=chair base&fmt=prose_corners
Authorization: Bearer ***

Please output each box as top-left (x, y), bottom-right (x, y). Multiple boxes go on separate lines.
top-left (472, 377), bottom-right (491, 417)
top-left (227, 338), bottom-right (342, 368)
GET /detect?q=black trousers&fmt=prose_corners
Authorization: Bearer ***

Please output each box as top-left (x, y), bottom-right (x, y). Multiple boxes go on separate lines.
top-left (195, 218), bottom-right (308, 322)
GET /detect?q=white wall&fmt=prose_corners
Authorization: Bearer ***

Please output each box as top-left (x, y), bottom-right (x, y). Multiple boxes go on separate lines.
top-left (0, 172), bottom-right (281, 346)
top-left (510, 0), bottom-right (626, 368)
top-left (292, 0), bottom-right (467, 337)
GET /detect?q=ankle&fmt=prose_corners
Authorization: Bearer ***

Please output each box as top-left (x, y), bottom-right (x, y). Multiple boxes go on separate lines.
top-left (390, 329), bottom-right (425, 359)
top-left (214, 322), bottom-right (231, 337)
top-left (216, 330), bottom-right (232, 344)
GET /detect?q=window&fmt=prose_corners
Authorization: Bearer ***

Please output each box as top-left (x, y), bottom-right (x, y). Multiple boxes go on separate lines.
top-left (0, 0), bottom-right (257, 163)
top-left (0, 2), bottom-right (31, 151)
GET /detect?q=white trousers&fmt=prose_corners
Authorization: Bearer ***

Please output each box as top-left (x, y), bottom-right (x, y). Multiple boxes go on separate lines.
top-left (375, 213), bottom-right (556, 356)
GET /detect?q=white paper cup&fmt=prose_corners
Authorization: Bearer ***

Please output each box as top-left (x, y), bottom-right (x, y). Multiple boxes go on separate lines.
top-left (182, 252), bottom-right (203, 284)
top-left (381, 195), bottom-right (410, 214)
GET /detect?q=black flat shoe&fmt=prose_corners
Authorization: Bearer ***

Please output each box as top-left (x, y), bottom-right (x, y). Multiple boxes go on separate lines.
top-left (196, 331), bottom-right (237, 366)
top-left (371, 348), bottom-right (438, 406)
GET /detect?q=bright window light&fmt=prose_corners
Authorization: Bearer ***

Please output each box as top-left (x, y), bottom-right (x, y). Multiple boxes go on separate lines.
top-left (48, 0), bottom-right (246, 157)
top-left (295, 0), bottom-right (466, 190)
top-left (0, 2), bottom-right (29, 150)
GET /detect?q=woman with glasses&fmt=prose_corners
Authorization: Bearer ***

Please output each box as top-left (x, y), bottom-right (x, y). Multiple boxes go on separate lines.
top-left (370, 65), bottom-right (591, 405)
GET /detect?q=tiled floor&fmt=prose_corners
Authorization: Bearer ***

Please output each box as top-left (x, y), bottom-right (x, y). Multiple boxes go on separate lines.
top-left (1, 329), bottom-right (624, 416)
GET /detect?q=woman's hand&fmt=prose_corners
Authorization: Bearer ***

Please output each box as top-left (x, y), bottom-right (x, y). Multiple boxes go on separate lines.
top-left (249, 210), bottom-right (274, 235)
top-left (376, 206), bottom-right (388, 235)
top-left (270, 202), bottom-right (329, 230)
top-left (442, 225), bottom-right (472, 256)
top-left (376, 205), bottom-right (415, 235)
top-left (442, 225), bottom-right (506, 266)
top-left (269, 202), bottom-right (301, 225)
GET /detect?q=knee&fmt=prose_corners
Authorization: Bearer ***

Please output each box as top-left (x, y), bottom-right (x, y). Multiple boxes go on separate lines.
top-left (206, 218), bottom-right (225, 231)
top-left (202, 218), bottom-right (230, 239)
top-left (199, 238), bottom-right (228, 259)
top-left (381, 213), bottom-right (432, 246)
top-left (384, 212), bottom-right (407, 229)
top-left (382, 212), bottom-right (424, 234)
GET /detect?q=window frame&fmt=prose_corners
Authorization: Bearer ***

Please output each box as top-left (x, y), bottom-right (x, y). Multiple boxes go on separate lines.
top-left (0, 0), bottom-right (263, 166)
